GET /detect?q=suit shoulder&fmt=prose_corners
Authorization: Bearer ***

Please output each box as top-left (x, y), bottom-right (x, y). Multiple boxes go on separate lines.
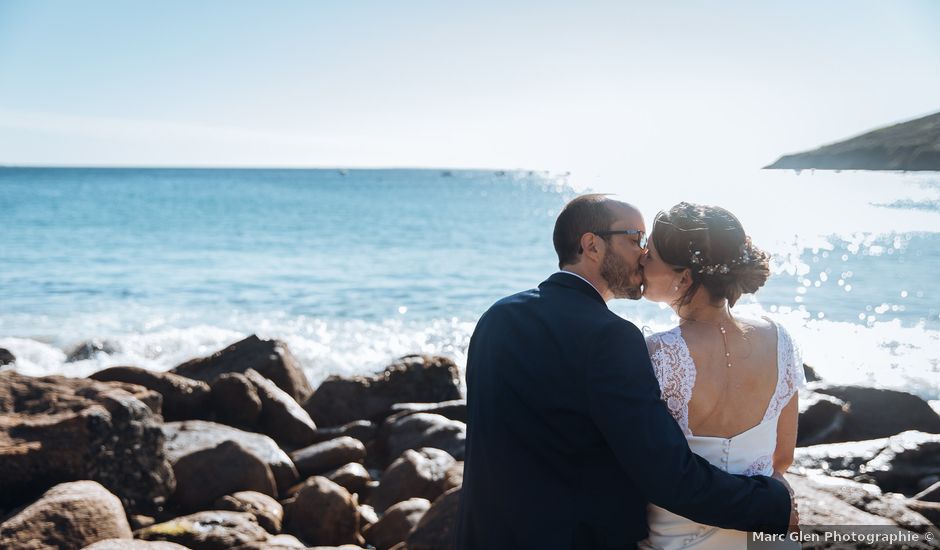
top-left (477, 288), bottom-right (539, 321)
top-left (600, 313), bottom-right (643, 337)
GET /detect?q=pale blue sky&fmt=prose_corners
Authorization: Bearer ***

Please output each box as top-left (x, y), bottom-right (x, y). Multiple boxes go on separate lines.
top-left (1, 0), bottom-right (939, 178)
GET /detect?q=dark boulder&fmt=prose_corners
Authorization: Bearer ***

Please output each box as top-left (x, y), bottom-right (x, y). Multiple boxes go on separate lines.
top-left (381, 412), bottom-right (466, 462)
top-left (803, 364), bottom-right (820, 382)
top-left (90, 365), bottom-right (211, 421)
top-left (864, 431), bottom-right (940, 494)
top-left (66, 339), bottom-right (116, 362)
top-left (304, 355), bottom-right (461, 427)
top-left (0, 371), bottom-right (174, 515)
top-left (137, 510), bottom-right (269, 550)
top-left (797, 390), bottom-right (847, 446)
top-left (325, 462), bottom-right (373, 495)
top-left (0, 480), bottom-right (132, 550)
top-left (244, 369), bottom-right (318, 448)
top-left (442, 461), bottom-right (463, 493)
top-left (810, 383), bottom-right (940, 442)
top-left (290, 436), bottom-right (367, 478)
top-left (370, 448), bottom-right (455, 513)
top-left (794, 431), bottom-right (940, 495)
top-left (162, 420), bottom-right (299, 495)
top-left (284, 476), bottom-right (364, 547)
top-left (907, 500), bottom-right (940, 526)
top-left (213, 491), bottom-right (284, 534)
top-left (0, 348), bottom-right (14, 366)
top-left (210, 372), bottom-right (262, 430)
top-left (405, 487), bottom-right (461, 550)
top-left (363, 498), bottom-right (430, 550)
top-left (172, 335), bottom-right (313, 404)
top-left (310, 420), bottom-right (377, 446)
top-left (83, 540), bottom-right (189, 549)
top-left (913, 480), bottom-right (940, 503)
top-left (171, 440), bottom-right (277, 513)
top-left (387, 399), bottom-right (466, 423)
top-left (232, 534), bottom-right (308, 549)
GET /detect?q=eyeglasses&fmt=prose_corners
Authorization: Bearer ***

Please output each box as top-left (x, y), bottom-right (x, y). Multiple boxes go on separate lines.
top-left (594, 229), bottom-right (647, 250)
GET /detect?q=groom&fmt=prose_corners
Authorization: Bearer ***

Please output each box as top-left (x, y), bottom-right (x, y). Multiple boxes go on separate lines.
top-left (455, 194), bottom-right (796, 549)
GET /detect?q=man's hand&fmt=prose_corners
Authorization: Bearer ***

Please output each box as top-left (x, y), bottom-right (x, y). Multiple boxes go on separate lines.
top-left (772, 471), bottom-right (800, 532)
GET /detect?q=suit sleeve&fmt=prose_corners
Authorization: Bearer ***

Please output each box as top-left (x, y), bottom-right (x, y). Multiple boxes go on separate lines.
top-left (586, 321), bottom-right (791, 534)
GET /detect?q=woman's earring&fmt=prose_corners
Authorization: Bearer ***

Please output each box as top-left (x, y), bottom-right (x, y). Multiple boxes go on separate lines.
top-left (673, 285), bottom-right (679, 292)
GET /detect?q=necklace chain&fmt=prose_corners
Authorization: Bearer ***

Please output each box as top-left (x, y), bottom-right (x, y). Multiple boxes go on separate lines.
top-left (679, 313), bottom-right (736, 368)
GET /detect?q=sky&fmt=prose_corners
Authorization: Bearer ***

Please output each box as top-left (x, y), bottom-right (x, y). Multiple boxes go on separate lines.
top-left (1, 0), bottom-right (939, 182)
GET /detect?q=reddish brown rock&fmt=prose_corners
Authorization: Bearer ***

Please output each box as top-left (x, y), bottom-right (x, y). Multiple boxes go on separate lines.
top-left (304, 355), bottom-right (461, 427)
top-left (213, 491), bottom-right (284, 534)
top-left (137, 511), bottom-right (269, 550)
top-left (0, 481), bottom-right (132, 550)
top-left (405, 487), bottom-right (461, 550)
top-left (387, 399), bottom-right (466, 423)
top-left (442, 461), bottom-right (463, 493)
top-left (370, 448), bottom-right (455, 513)
top-left (325, 462), bottom-right (373, 495)
top-left (381, 412), bottom-right (466, 462)
top-left (310, 420), bottom-right (377, 446)
top-left (171, 440), bottom-right (277, 512)
top-left (172, 335), bottom-right (313, 404)
top-left (162, 420), bottom-right (299, 495)
top-left (90, 365), bottom-right (211, 421)
top-left (364, 497), bottom-right (430, 550)
top-left (290, 436), bottom-right (367, 477)
top-left (244, 369), bottom-right (318, 448)
top-left (83, 540), bottom-right (189, 549)
top-left (0, 371), bottom-right (174, 515)
top-left (210, 372), bottom-right (262, 430)
top-left (232, 534), bottom-right (307, 549)
top-left (284, 477), bottom-right (364, 546)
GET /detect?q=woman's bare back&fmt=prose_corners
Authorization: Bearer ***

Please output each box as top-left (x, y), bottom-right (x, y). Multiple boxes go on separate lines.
top-left (681, 316), bottom-right (779, 438)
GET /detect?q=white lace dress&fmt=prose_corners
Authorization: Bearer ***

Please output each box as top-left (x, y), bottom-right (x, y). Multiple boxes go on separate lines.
top-left (638, 319), bottom-right (805, 550)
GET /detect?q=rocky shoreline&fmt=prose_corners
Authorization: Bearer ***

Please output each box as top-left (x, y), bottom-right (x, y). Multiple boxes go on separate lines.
top-left (1, 337), bottom-right (939, 549)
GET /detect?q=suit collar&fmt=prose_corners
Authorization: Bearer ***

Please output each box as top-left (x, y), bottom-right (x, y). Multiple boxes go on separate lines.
top-left (543, 272), bottom-right (608, 306)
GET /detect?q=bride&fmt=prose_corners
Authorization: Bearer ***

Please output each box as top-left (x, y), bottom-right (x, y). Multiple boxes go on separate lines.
top-left (638, 202), bottom-right (804, 550)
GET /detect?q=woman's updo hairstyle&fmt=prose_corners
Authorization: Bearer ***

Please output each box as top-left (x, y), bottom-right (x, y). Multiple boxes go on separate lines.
top-left (651, 202), bottom-right (770, 308)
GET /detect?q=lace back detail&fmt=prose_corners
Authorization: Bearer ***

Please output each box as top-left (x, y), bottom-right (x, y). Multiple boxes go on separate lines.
top-left (761, 320), bottom-right (807, 422)
top-left (646, 328), bottom-right (696, 436)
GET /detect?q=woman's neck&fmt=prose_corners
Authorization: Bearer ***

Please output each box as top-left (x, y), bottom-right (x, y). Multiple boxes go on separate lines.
top-left (673, 291), bottom-right (734, 326)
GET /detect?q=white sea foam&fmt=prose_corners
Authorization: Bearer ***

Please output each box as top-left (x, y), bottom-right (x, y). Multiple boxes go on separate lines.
top-left (2, 308), bottom-right (937, 400)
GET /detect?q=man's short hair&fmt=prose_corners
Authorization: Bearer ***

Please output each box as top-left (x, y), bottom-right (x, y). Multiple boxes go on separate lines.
top-left (553, 194), bottom-right (618, 268)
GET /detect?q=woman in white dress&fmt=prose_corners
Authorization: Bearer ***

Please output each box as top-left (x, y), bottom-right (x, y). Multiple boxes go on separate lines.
top-left (638, 202), bottom-right (804, 550)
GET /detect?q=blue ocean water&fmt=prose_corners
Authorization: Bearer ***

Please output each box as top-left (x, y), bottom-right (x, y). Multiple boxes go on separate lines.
top-left (1, 167), bottom-right (939, 396)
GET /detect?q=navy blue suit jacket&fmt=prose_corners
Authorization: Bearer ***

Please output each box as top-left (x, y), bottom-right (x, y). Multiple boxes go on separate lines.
top-left (455, 272), bottom-right (790, 549)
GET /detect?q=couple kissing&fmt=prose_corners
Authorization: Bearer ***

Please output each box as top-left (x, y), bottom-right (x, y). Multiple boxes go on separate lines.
top-left (456, 194), bottom-right (804, 550)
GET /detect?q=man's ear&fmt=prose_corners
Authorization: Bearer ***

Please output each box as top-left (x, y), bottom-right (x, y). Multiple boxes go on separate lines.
top-left (578, 232), bottom-right (604, 263)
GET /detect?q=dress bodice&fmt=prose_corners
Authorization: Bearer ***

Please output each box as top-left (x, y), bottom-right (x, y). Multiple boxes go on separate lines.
top-left (639, 318), bottom-right (805, 550)
top-left (645, 318), bottom-right (804, 442)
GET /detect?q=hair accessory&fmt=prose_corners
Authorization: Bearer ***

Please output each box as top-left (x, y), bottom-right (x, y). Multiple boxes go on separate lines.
top-left (687, 241), bottom-right (753, 275)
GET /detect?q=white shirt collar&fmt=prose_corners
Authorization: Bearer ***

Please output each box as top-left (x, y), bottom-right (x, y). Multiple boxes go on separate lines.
top-left (557, 270), bottom-right (604, 299)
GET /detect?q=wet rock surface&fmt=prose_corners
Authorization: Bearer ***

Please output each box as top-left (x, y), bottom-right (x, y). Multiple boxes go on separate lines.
top-left (0, 372), bottom-right (174, 515)
top-left (0, 481), bottom-right (132, 550)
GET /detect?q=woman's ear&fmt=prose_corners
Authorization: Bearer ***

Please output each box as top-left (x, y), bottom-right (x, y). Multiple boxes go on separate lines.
top-left (677, 268), bottom-right (694, 291)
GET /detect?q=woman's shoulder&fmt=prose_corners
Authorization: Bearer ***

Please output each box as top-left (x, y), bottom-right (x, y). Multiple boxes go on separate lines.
top-left (644, 325), bottom-right (683, 349)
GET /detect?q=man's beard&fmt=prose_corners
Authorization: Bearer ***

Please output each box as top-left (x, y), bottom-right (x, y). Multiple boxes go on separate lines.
top-left (601, 250), bottom-right (643, 300)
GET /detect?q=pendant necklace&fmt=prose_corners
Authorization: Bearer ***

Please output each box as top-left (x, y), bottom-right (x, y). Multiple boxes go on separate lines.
top-left (680, 313), bottom-right (736, 368)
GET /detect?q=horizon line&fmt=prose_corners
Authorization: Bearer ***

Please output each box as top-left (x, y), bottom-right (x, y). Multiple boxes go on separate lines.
top-left (0, 163), bottom-right (567, 174)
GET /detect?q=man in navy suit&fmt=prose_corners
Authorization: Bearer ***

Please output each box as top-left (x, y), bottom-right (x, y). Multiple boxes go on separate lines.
top-left (455, 194), bottom-right (796, 549)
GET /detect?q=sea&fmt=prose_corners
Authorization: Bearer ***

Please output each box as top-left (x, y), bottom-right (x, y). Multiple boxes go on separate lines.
top-left (1, 167), bottom-right (939, 399)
